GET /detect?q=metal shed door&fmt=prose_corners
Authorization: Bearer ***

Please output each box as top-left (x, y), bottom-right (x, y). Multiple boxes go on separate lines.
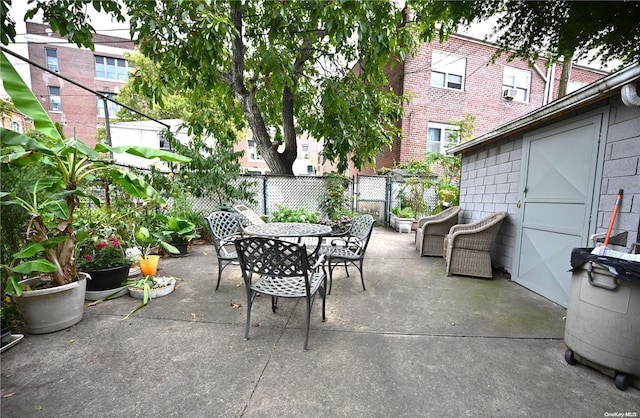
top-left (513, 112), bottom-right (604, 307)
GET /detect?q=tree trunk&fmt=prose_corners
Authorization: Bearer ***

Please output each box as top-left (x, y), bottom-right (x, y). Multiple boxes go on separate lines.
top-left (558, 54), bottom-right (573, 98)
top-left (228, 2), bottom-right (295, 175)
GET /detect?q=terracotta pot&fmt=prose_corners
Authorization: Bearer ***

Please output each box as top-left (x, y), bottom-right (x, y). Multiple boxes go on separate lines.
top-left (139, 255), bottom-right (160, 276)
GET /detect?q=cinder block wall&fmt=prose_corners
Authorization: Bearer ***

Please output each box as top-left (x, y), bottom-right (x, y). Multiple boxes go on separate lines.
top-left (458, 137), bottom-right (522, 271)
top-left (597, 95), bottom-right (640, 252)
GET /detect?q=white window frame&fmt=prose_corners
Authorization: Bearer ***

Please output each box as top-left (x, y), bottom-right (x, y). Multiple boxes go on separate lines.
top-left (159, 132), bottom-right (172, 151)
top-left (9, 120), bottom-right (22, 133)
top-left (48, 86), bottom-right (62, 111)
top-left (95, 55), bottom-right (128, 82)
top-left (248, 139), bottom-right (263, 161)
top-left (427, 122), bottom-right (460, 154)
top-left (46, 48), bottom-right (58, 72)
top-left (503, 66), bottom-right (531, 103)
top-left (430, 50), bottom-right (466, 91)
top-left (97, 93), bottom-right (121, 118)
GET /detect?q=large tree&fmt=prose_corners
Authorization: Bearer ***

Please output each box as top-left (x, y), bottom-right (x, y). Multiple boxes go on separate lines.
top-left (4, 1), bottom-right (639, 173)
top-left (4, 0), bottom-right (415, 175)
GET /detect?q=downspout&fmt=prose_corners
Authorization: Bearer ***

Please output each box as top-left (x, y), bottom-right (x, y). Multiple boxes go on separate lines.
top-left (533, 63), bottom-right (551, 106)
top-left (621, 81), bottom-right (640, 107)
top-left (548, 64), bottom-right (557, 103)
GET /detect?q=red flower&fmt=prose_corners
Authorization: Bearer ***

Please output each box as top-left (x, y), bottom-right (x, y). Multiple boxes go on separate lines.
top-left (84, 255), bottom-right (93, 261)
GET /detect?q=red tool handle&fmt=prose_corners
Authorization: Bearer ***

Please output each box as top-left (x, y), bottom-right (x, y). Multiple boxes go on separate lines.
top-left (603, 189), bottom-right (623, 247)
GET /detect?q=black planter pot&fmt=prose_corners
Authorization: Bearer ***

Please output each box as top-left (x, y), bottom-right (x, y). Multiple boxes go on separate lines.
top-left (1, 322), bottom-right (11, 348)
top-left (171, 242), bottom-right (189, 257)
top-left (84, 265), bottom-right (131, 291)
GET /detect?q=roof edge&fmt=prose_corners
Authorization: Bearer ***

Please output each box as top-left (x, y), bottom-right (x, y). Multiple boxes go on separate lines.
top-left (448, 61), bottom-right (640, 154)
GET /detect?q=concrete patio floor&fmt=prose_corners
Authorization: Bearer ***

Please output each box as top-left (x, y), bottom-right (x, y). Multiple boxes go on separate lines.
top-left (1, 226), bottom-right (638, 417)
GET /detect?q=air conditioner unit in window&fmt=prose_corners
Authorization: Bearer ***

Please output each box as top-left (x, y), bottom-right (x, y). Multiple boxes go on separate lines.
top-left (503, 88), bottom-right (518, 100)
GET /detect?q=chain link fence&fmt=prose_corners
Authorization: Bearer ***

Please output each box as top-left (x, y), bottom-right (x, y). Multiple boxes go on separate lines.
top-left (97, 169), bottom-right (439, 226)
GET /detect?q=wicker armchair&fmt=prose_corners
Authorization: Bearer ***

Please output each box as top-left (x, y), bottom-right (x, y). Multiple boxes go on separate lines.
top-left (443, 212), bottom-right (507, 278)
top-left (415, 206), bottom-right (461, 257)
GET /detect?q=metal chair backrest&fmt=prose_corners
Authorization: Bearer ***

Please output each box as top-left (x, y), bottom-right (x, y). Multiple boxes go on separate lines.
top-left (205, 211), bottom-right (243, 250)
top-left (235, 237), bottom-right (312, 292)
top-left (347, 214), bottom-right (375, 255)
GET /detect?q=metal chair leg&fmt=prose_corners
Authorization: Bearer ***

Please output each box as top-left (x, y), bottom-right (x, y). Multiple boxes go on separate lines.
top-left (216, 262), bottom-right (223, 290)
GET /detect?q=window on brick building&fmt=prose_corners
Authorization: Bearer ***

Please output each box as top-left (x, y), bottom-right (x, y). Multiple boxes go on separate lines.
top-left (48, 86), bottom-right (62, 111)
top-left (248, 139), bottom-right (263, 161)
top-left (427, 122), bottom-right (460, 154)
top-left (97, 93), bottom-right (121, 117)
top-left (503, 67), bottom-right (530, 102)
top-left (9, 121), bottom-right (22, 133)
top-left (46, 48), bottom-right (58, 72)
top-left (431, 50), bottom-right (466, 91)
top-left (95, 55), bottom-right (128, 81)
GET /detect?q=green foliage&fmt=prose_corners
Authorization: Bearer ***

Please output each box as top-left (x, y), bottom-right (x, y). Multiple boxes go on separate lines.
top-left (0, 97), bottom-right (14, 118)
top-left (0, 52), bottom-right (189, 288)
top-left (449, 113), bottom-right (476, 144)
top-left (405, 176), bottom-right (434, 219)
top-left (114, 53), bottom-right (196, 122)
top-left (319, 172), bottom-right (352, 220)
top-left (156, 215), bottom-right (199, 243)
top-left (398, 160), bottom-right (432, 176)
top-left (308, 75), bottom-right (406, 173)
top-left (391, 206), bottom-right (414, 219)
top-left (76, 236), bottom-right (130, 271)
top-left (270, 206), bottom-right (319, 224)
top-left (6, 1), bottom-right (417, 174)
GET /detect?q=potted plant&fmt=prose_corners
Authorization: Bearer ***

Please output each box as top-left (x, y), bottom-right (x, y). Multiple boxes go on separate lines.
top-left (122, 275), bottom-right (178, 319)
top-left (76, 235), bottom-right (133, 300)
top-left (0, 52), bottom-right (190, 333)
top-left (392, 206), bottom-right (415, 233)
top-left (129, 223), bottom-right (182, 276)
top-left (157, 215), bottom-right (199, 256)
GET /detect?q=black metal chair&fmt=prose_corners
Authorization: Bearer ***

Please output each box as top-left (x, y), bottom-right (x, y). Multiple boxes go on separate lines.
top-left (234, 237), bottom-right (327, 351)
top-left (320, 214), bottom-right (375, 294)
top-left (204, 210), bottom-right (244, 290)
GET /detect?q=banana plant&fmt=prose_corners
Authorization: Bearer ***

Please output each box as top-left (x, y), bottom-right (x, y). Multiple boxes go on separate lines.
top-left (0, 51), bottom-right (191, 290)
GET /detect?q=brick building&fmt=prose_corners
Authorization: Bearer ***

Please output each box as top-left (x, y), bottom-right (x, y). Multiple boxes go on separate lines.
top-left (23, 22), bottom-right (135, 147)
top-left (371, 34), bottom-right (607, 173)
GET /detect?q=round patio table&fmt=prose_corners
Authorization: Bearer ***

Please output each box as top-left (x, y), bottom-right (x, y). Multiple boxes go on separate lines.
top-left (244, 222), bottom-right (332, 238)
top-left (243, 222), bottom-right (332, 261)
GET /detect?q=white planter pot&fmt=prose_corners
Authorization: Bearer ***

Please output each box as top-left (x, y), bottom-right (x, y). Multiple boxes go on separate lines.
top-left (16, 273), bottom-right (88, 334)
top-left (389, 213), bottom-right (397, 229)
top-left (396, 219), bottom-right (413, 233)
top-left (128, 277), bottom-right (176, 300)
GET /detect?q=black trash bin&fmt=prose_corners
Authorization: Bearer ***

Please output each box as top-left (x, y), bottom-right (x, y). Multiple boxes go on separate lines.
top-left (564, 248), bottom-right (640, 390)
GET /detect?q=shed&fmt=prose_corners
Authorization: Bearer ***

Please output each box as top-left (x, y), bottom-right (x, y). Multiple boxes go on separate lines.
top-left (447, 62), bottom-right (640, 307)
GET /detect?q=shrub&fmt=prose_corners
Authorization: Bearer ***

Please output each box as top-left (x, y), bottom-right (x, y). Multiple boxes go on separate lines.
top-left (270, 206), bottom-right (319, 223)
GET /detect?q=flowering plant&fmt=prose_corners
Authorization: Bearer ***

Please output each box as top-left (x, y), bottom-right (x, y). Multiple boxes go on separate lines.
top-left (77, 237), bottom-right (131, 271)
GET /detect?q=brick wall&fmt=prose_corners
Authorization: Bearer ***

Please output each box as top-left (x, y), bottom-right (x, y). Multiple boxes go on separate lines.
top-left (25, 22), bottom-right (134, 147)
top-left (377, 34), bottom-right (607, 171)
